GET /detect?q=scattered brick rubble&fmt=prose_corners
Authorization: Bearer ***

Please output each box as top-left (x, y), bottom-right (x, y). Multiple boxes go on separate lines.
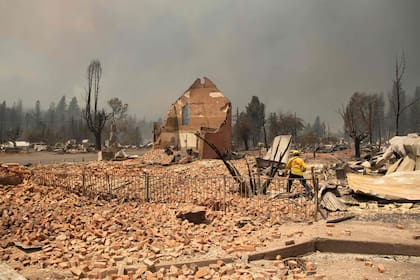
top-left (0, 163), bottom-right (31, 186)
top-left (1, 150), bottom-right (418, 279)
top-left (140, 149), bottom-right (177, 166)
top-left (0, 152), bottom-right (318, 279)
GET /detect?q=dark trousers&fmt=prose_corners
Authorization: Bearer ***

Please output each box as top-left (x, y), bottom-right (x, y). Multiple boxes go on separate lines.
top-left (287, 173), bottom-right (311, 194)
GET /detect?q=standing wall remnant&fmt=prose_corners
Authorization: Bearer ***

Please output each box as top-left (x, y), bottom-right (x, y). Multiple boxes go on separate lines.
top-left (153, 77), bottom-right (232, 159)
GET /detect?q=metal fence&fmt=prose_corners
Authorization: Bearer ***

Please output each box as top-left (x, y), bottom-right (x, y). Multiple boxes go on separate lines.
top-left (32, 167), bottom-right (319, 221)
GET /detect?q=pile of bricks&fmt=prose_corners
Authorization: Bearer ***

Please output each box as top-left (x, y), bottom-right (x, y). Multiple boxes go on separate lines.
top-left (140, 149), bottom-right (175, 165)
top-left (0, 154), bottom-right (316, 279)
top-left (0, 163), bottom-right (31, 186)
top-left (0, 184), bottom-right (312, 278)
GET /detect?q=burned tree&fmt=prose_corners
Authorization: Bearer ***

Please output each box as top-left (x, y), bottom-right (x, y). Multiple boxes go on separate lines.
top-left (107, 97), bottom-right (128, 145)
top-left (235, 111), bottom-right (252, 150)
top-left (361, 94), bottom-right (380, 145)
top-left (389, 52), bottom-right (406, 136)
top-left (389, 53), bottom-right (420, 136)
top-left (245, 96), bottom-right (265, 147)
top-left (83, 60), bottom-right (110, 150)
top-left (339, 92), bottom-right (371, 158)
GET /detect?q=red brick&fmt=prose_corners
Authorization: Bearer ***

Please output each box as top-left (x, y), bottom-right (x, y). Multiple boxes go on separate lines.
top-left (58, 262), bottom-right (70, 269)
top-left (94, 261), bottom-right (107, 268)
top-left (364, 261), bottom-right (373, 267)
top-left (80, 263), bottom-right (91, 272)
top-left (70, 267), bottom-right (83, 277)
top-left (285, 240), bottom-right (295, 246)
top-left (305, 261), bottom-right (315, 271)
top-left (288, 260), bottom-right (298, 268)
top-left (195, 267), bottom-right (210, 278)
top-left (377, 264), bottom-right (385, 273)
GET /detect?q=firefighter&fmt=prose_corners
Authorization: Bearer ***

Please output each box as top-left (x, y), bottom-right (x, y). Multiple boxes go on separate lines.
top-left (286, 150), bottom-right (313, 199)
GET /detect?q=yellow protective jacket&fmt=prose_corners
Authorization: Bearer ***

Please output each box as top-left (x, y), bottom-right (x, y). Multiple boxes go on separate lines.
top-left (286, 156), bottom-right (307, 176)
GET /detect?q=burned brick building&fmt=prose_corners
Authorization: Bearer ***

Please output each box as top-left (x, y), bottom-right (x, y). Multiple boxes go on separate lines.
top-left (153, 77), bottom-right (232, 159)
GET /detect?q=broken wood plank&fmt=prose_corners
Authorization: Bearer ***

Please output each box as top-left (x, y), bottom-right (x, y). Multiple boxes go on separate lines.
top-left (0, 175), bottom-right (22, 186)
top-left (326, 215), bottom-right (355, 224)
top-left (14, 242), bottom-right (43, 253)
top-left (176, 207), bottom-right (207, 224)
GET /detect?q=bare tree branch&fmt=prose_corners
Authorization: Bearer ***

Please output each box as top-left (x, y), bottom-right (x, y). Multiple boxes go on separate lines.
top-left (82, 60), bottom-right (110, 150)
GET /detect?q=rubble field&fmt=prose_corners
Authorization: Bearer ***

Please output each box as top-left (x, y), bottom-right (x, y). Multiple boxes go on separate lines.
top-left (1, 148), bottom-right (420, 279)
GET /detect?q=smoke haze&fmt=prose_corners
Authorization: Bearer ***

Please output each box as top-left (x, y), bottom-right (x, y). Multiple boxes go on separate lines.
top-left (1, 0), bottom-right (419, 131)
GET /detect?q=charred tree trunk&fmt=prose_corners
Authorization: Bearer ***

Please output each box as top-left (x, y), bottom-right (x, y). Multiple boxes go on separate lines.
top-left (263, 123), bottom-right (268, 149)
top-left (95, 131), bottom-right (102, 151)
top-left (353, 136), bottom-right (361, 159)
top-left (246, 159), bottom-right (257, 194)
top-left (83, 60), bottom-right (110, 150)
top-left (242, 137), bottom-right (249, 151)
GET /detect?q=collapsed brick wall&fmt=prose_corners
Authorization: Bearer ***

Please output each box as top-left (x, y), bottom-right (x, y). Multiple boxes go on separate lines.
top-left (154, 77), bottom-right (232, 159)
top-left (200, 107), bottom-right (232, 159)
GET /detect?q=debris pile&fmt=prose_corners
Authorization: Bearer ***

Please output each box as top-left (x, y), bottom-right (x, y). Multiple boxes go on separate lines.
top-left (140, 149), bottom-right (177, 165)
top-left (0, 167), bottom-right (314, 279)
top-left (1, 143), bottom-right (420, 279)
top-left (0, 163), bottom-right (30, 186)
top-left (347, 134), bottom-right (420, 200)
top-left (377, 133), bottom-right (420, 173)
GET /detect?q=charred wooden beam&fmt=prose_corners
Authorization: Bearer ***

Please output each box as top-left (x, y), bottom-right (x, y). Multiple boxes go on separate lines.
top-left (194, 132), bottom-right (249, 196)
top-left (261, 137), bottom-right (291, 194)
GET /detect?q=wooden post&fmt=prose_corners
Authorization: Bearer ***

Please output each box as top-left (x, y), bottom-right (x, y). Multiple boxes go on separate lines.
top-left (314, 177), bottom-right (319, 222)
top-left (82, 165), bottom-right (86, 195)
top-left (107, 174), bottom-right (111, 196)
top-left (311, 167), bottom-right (318, 222)
top-left (223, 175), bottom-right (227, 214)
top-left (144, 174), bottom-right (150, 202)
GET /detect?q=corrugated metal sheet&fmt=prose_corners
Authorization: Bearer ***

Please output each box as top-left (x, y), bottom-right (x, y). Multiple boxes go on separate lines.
top-left (320, 191), bottom-right (348, 211)
top-left (263, 135), bottom-right (292, 164)
top-left (347, 171), bottom-right (420, 201)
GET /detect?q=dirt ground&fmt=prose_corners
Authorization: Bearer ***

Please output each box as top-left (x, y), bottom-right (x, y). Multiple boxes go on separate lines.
top-left (249, 254), bottom-right (420, 280)
top-left (0, 148), bottom-right (145, 165)
top-left (303, 253), bottom-right (420, 280)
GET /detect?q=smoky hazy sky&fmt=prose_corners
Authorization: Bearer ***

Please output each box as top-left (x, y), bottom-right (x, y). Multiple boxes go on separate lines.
top-left (1, 0), bottom-right (419, 132)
